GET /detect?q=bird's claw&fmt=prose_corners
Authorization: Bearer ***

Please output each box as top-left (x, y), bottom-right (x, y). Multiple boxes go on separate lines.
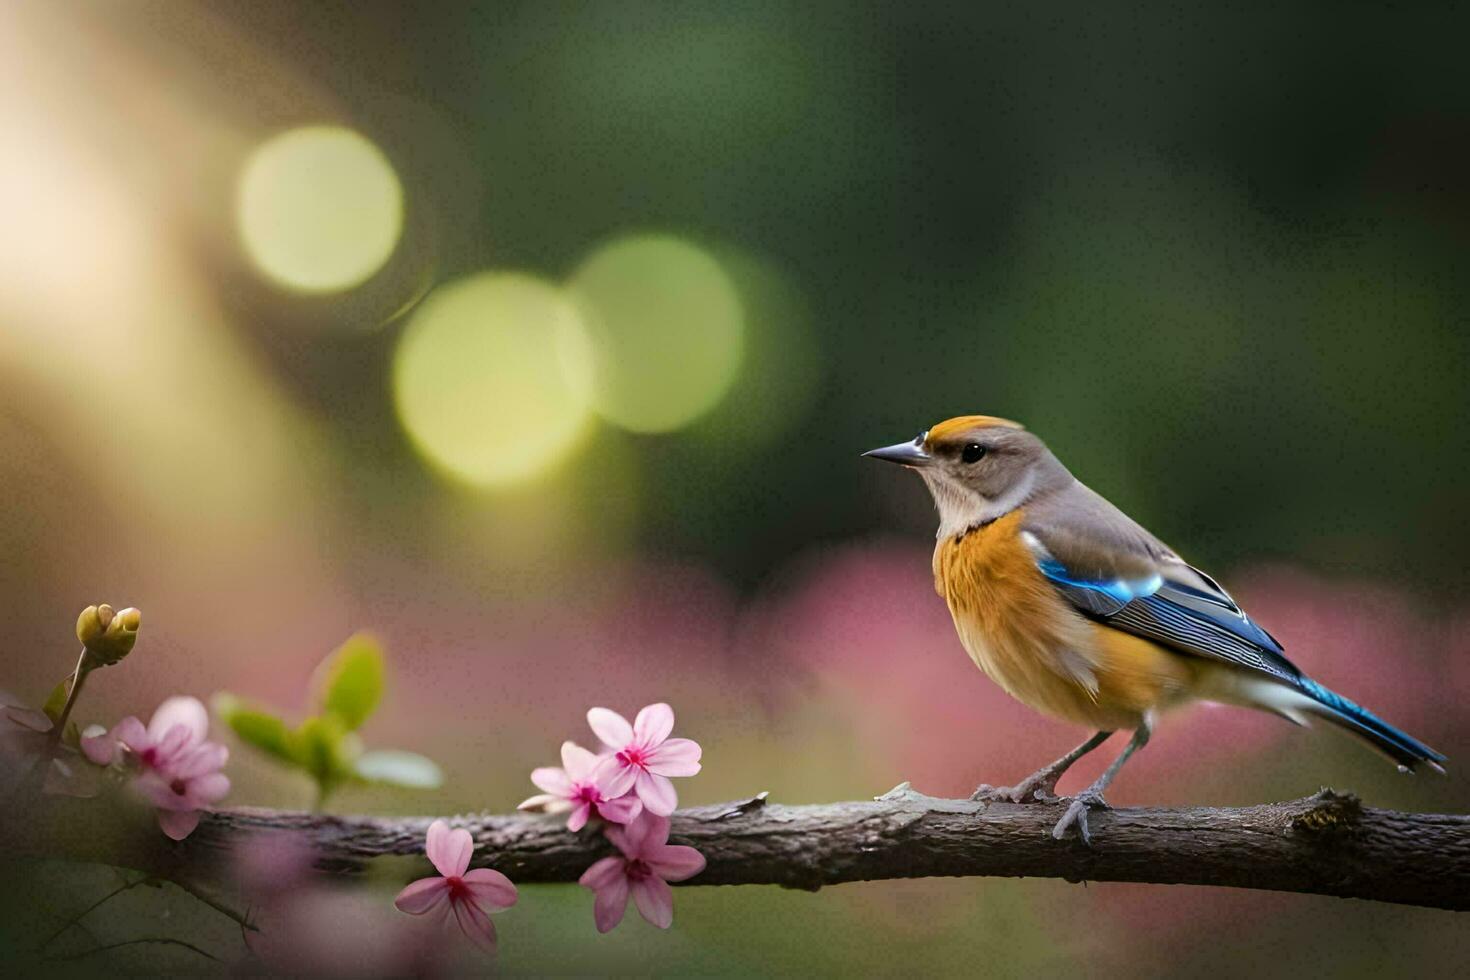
top-left (1051, 791), bottom-right (1109, 844)
top-left (970, 771), bottom-right (1061, 804)
top-left (970, 782), bottom-right (1054, 804)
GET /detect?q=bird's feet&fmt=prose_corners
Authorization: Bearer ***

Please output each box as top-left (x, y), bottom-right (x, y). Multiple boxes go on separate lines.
top-left (1051, 791), bottom-right (1109, 845)
top-left (970, 767), bottom-right (1063, 804)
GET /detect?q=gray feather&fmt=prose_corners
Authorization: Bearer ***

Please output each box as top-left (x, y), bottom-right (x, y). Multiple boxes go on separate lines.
top-left (1023, 479), bottom-right (1299, 680)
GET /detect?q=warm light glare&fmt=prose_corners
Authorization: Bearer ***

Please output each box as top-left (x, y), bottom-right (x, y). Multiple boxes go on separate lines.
top-left (393, 273), bottom-right (594, 488)
top-left (237, 126), bottom-right (403, 293)
top-left (569, 234), bottom-right (744, 433)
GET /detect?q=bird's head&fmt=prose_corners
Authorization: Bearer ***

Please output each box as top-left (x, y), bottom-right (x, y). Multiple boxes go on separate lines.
top-left (863, 415), bottom-right (1070, 537)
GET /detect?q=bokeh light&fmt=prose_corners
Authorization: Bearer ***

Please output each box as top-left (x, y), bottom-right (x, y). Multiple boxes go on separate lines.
top-left (693, 246), bottom-right (822, 450)
top-left (568, 234), bottom-right (744, 433)
top-left (392, 272), bottom-right (594, 488)
top-left (237, 125), bottom-right (404, 294)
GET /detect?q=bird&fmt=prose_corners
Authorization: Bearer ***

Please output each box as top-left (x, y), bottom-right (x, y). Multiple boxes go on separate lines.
top-left (864, 414), bottom-right (1446, 843)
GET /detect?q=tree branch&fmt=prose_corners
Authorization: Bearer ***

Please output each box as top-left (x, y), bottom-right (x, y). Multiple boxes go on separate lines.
top-left (168, 786), bottom-right (1470, 911)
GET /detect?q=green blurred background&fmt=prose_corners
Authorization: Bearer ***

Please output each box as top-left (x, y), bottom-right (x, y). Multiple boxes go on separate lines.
top-left (2, 1), bottom-right (1468, 975)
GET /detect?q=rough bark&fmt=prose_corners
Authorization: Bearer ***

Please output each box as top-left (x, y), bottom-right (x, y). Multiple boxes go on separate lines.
top-left (164, 785), bottom-right (1470, 911)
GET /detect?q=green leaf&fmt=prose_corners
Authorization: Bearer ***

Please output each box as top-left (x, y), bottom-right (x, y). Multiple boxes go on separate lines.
top-left (213, 692), bottom-right (294, 763)
top-left (288, 716), bottom-right (335, 780)
top-left (312, 633), bottom-right (384, 731)
top-left (354, 750), bottom-right (443, 789)
top-left (287, 715), bottom-right (365, 807)
top-left (42, 676), bottom-right (72, 723)
top-left (287, 715), bottom-right (361, 780)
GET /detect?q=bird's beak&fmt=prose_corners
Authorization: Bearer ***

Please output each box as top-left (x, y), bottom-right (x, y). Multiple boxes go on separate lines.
top-left (862, 439), bottom-right (932, 468)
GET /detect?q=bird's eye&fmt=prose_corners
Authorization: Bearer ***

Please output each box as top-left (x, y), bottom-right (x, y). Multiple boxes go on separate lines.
top-left (961, 443), bottom-right (986, 463)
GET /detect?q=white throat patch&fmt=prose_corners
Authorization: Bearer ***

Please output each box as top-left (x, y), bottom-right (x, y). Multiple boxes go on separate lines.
top-left (923, 469), bottom-right (1037, 539)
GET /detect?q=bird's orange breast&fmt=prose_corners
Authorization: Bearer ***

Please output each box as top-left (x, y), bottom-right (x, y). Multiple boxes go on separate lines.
top-left (932, 510), bottom-right (1192, 729)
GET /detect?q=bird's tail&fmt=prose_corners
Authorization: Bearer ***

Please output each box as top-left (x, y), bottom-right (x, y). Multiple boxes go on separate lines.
top-left (1290, 676), bottom-right (1446, 773)
top-left (1196, 666), bottom-right (1446, 773)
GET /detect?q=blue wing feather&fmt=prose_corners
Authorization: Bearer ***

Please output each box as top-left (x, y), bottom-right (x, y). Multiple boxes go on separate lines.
top-left (1030, 546), bottom-right (1299, 679)
top-left (1020, 499), bottom-right (1445, 770)
top-left (1034, 558), bottom-right (1161, 609)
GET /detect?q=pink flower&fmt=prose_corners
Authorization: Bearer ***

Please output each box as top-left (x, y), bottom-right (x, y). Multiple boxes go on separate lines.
top-left (394, 819), bottom-right (518, 953)
top-left (82, 695), bottom-right (230, 840)
top-left (518, 741), bottom-right (642, 831)
top-left (587, 703), bottom-right (701, 817)
top-left (578, 814), bottom-right (705, 932)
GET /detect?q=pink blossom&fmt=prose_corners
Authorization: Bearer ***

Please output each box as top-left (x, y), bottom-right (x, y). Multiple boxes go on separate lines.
top-left (394, 819), bottom-right (518, 953)
top-left (587, 703), bottom-right (701, 817)
top-left (518, 741), bottom-right (642, 831)
top-left (578, 814), bottom-right (705, 932)
top-left (82, 695), bottom-right (230, 840)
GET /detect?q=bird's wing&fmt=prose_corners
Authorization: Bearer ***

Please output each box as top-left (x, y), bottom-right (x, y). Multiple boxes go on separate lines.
top-left (1021, 481), bottom-right (1300, 682)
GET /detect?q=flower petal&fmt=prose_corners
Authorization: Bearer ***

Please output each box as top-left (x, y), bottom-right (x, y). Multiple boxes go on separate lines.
top-left (111, 716), bottom-right (148, 752)
top-left (620, 813), bottom-right (669, 857)
top-left (632, 703), bottom-right (675, 748)
top-left (560, 741), bottom-right (601, 781)
top-left (461, 868), bottom-right (519, 912)
top-left (587, 707), bottom-right (633, 749)
top-left (453, 897), bottom-right (498, 953)
top-left (81, 730), bottom-right (117, 765)
top-left (146, 696), bottom-right (208, 747)
top-left (156, 808), bottom-right (201, 841)
top-left (529, 766), bottom-right (573, 798)
top-left (567, 802), bottom-right (591, 832)
top-left (394, 876), bottom-right (450, 914)
top-left (645, 737), bottom-right (702, 777)
top-left (631, 875), bottom-right (674, 929)
top-left (426, 819), bottom-right (473, 878)
top-left (590, 874), bottom-right (629, 933)
top-left (170, 741), bottom-right (228, 780)
top-left (135, 771), bottom-right (184, 809)
top-left (635, 771), bottom-right (678, 817)
top-left (604, 824), bottom-right (631, 857)
top-left (646, 843), bottom-right (706, 882)
top-left (597, 760), bottom-right (637, 799)
top-left (517, 793), bottom-right (571, 813)
top-left (187, 772), bottom-right (231, 805)
top-left (596, 794), bottom-right (642, 825)
top-left (154, 724), bottom-right (193, 767)
top-left (578, 855), bottom-right (627, 890)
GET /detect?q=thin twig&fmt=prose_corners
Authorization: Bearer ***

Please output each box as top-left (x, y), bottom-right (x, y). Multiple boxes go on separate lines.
top-left (49, 937), bottom-right (220, 963)
top-left (166, 878), bottom-right (261, 933)
top-left (46, 647), bottom-right (93, 748)
top-left (37, 871), bottom-right (146, 950)
top-left (20, 647), bottom-right (95, 794)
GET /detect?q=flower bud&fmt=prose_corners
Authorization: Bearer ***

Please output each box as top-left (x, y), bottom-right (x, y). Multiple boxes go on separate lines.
top-left (75, 605), bottom-right (107, 647)
top-left (75, 603), bottom-right (141, 665)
